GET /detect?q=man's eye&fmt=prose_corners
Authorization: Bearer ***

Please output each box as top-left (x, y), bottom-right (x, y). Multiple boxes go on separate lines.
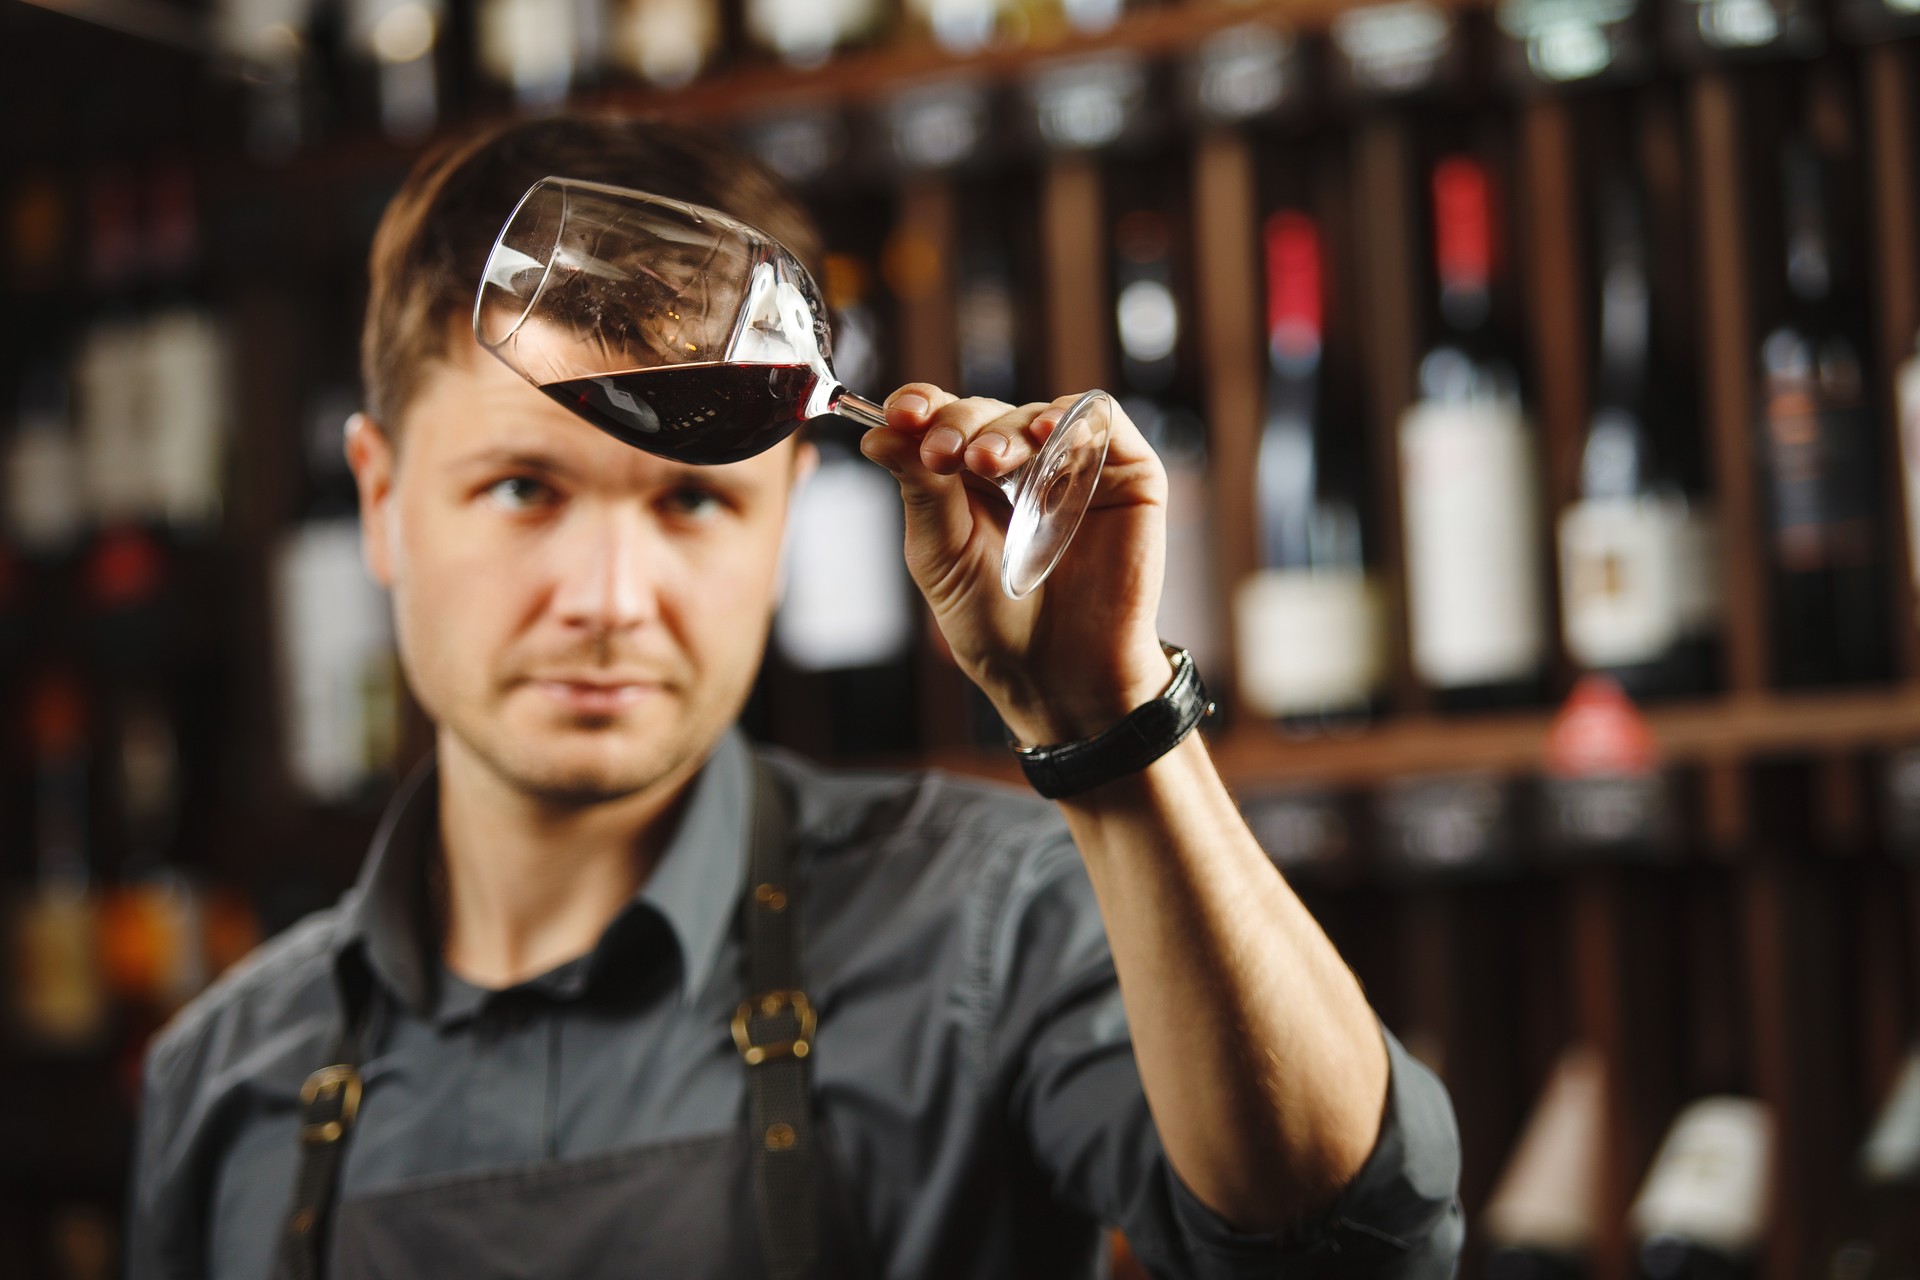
top-left (663, 486), bottom-right (726, 519)
top-left (485, 477), bottom-right (555, 510)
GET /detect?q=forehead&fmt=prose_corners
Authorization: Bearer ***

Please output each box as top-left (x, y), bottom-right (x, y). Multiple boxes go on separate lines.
top-left (397, 336), bottom-right (799, 484)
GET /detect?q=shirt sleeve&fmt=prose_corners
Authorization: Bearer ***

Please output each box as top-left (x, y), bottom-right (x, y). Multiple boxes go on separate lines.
top-left (991, 832), bottom-right (1464, 1280)
top-left (126, 1027), bottom-right (206, 1280)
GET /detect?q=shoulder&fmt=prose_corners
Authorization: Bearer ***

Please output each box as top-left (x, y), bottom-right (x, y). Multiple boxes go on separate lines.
top-left (143, 901), bottom-right (348, 1097)
top-left (760, 744), bottom-right (1067, 855)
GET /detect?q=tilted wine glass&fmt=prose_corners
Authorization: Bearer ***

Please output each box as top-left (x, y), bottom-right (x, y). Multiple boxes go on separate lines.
top-left (473, 177), bottom-right (1111, 599)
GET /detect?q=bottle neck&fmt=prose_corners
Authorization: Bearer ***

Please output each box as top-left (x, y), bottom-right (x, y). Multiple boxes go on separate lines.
top-left (1432, 154), bottom-right (1495, 339)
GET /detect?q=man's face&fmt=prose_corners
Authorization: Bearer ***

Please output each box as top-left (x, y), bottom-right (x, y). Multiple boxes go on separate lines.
top-left (348, 332), bottom-right (805, 806)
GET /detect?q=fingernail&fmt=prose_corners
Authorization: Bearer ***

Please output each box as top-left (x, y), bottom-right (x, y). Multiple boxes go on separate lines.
top-left (894, 393), bottom-right (930, 418)
top-left (926, 427), bottom-right (963, 455)
top-left (974, 433), bottom-right (1008, 457)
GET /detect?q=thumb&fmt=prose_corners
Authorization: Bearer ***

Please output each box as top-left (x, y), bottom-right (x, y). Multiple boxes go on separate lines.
top-left (859, 426), bottom-right (976, 576)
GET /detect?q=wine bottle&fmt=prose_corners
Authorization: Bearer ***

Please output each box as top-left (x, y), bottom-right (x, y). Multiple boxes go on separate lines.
top-left (1235, 208), bottom-right (1385, 726)
top-left (1483, 1045), bottom-right (1607, 1280)
top-left (12, 670), bottom-right (109, 1053)
top-left (743, 0), bottom-right (883, 68)
top-left (1630, 1097), bottom-right (1772, 1280)
top-left (609, 0), bottom-right (718, 88)
top-left (1108, 193), bottom-right (1222, 679)
top-left (1398, 151), bottom-right (1547, 707)
top-left (1755, 137), bottom-right (1886, 688)
top-left (1892, 333), bottom-right (1920, 641)
top-left (477, 0), bottom-right (578, 107)
top-left (345, 0), bottom-right (443, 137)
top-left (1824, 1044), bottom-right (1920, 1279)
top-left (1558, 177), bottom-right (1707, 698)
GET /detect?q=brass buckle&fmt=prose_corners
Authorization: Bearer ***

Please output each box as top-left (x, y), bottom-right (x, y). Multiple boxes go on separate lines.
top-left (299, 1065), bottom-right (363, 1145)
top-left (731, 990), bottom-right (816, 1066)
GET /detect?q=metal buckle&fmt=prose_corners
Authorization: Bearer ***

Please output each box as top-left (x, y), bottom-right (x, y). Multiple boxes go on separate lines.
top-left (299, 1064), bottom-right (363, 1145)
top-left (732, 990), bottom-right (816, 1066)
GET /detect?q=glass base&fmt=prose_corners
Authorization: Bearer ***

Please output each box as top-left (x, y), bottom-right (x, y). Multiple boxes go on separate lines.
top-left (1001, 390), bottom-right (1112, 599)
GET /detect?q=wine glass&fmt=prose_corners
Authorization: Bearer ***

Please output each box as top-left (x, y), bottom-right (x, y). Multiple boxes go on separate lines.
top-left (473, 177), bottom-right (1111, 599)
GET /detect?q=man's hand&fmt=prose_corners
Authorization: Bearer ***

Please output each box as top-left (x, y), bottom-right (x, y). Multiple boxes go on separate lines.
top-left (858, 383), bottom-right (1172, 747)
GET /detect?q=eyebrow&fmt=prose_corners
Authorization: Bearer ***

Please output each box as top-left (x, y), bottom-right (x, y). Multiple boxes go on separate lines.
top-left (449, 447), bottom-right (581, 477)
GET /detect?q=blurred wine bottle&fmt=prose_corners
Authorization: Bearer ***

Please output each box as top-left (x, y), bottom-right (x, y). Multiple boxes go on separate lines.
top-left (1630, 1097), bottom-right (1772, 1280)
top-left (1399, 150), bottom-right (1547, 708)
top-left (1235, 207), bottom-right (1384, 728)
top-left (1558, 175), bottom-right (1713, 698)
top-left (744, 0), bottom-right (885, 69)
top-left (12, 670), bottom-right (108, 1053)
top-left (477, 0), bottom-right (581, 107)
top-left (1755, 135), bottom-right (1887, 688)
top-left (344, 0), bottom-right (444, 138)
top-left (1107, 175), bottom-right (1222, 679)
top-left (215, 0), bottom-right (322, 157)
top-left (1483, 1045), bottom-right (1607, 1280)
top-left (609, 0), bottom-right (719, 89)
top-left (773, 251), bottom-right (918, 756)
top-left (1824, 1045), bottom-right (1920, 1279)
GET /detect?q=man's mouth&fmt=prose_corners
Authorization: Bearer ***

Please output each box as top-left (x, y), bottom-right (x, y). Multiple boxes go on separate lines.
top-left (527, 678), bottom-right (661, 714)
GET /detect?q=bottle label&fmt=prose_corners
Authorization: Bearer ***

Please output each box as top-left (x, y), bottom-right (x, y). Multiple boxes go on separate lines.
top-left (1762, 355), bottom-right (1874, 572)
top-left (774, 451), bottom-right (913, 672)
top-left (1399, 397), bottom-right (1546, 687)
top-left (1673, 503), bottom-right (1723, 638)
top-left (1233, 569), bottom-right (1383, 715)
top-left (1898, 352), bottom-right (1920, 625)
top-left (1629, 1097), bottom-right (1772, 1254)
top-left (1558, 495), bottom-right (1683, 668)
top-left (1160, 459), bottom-right (1223, 678)
top-left (1243, 788), bottom-right (1352, 871)
top-left (1377, 773), bottom-right (1516, 874)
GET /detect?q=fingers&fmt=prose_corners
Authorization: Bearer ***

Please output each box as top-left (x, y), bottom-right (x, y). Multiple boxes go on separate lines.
top-left (914, 399), bottom-right (1055, 480)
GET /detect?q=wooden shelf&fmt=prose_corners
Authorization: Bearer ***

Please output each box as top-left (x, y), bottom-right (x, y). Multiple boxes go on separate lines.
top-left (924, 684), bottom-right (1920, 788)
top-left (602, 0), bottom-right (1495, 123)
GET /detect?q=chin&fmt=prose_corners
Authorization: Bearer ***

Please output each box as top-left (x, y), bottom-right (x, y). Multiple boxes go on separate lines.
top-left (472, 718), bottom-right (695, 807)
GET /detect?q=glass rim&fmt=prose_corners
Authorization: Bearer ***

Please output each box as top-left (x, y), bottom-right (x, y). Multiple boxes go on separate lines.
top-left (472, 176), bottom-right (569, 354)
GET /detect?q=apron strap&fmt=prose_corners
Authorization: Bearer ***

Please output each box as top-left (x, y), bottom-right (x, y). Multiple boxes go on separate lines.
top-left (734, 759), bottom-right (819, 1280)
top-left (272, 753), bottom-right (817, 1280)
top-left (274, 979), bottom-right (377, 1280)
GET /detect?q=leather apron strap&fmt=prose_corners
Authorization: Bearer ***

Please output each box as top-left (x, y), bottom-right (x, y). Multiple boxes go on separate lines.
top-left (272, 757), bottom-right (814, 1280)
top-left (732, 762), bottom-right (817, 1280)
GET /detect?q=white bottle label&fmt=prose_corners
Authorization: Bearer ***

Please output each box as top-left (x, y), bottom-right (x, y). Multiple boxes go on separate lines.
top-left (1558, 495), bottom-right (1682, 669)
top-left (1673, 502), bottom-right (1722, 639)
top-left (143, 308), bottom-right (230, 531)
top-left (275, 521), bottom-right (397, 802)
top-left (1234, 569), bottom-right (1384, 715)
top-left (478, 0), bottom-right (575, 104)
top-left (1897, 350), bottom-right (1920, 630)
top-left (1160, 459), bottom-right (1223, 679)
top-left (774, 452), bottom-right (912, 672)
top-left (1629, 1096), bottom-right (1771, 1255)
top-left (1399, 397), bottom-right (1545, 687)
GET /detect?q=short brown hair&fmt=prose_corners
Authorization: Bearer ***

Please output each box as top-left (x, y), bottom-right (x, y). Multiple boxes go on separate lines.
top-left (361, 114), bottom-right (821, 435)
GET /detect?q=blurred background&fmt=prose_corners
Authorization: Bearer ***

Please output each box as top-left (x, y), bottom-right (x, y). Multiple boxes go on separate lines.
top-left (5, 0), bottom-right (1920, 1274)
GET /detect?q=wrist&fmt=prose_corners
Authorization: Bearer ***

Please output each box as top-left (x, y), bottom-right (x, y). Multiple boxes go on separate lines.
top-left (996, 642), bottom-right (1174, 747)
top-left (1011, 644), bottom-right (1214, 801)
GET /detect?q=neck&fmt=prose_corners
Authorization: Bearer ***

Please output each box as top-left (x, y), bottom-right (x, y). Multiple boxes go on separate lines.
top-left (434, 732), bottom-right (701, 990)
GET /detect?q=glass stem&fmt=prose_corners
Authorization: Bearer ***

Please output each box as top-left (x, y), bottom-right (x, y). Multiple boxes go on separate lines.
top-left (832, 387), bottom-right (1026, 504)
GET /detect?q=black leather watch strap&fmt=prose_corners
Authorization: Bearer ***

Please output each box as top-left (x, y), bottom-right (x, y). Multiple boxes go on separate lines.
top-left (1014, 643), bottom-right (1214, 800)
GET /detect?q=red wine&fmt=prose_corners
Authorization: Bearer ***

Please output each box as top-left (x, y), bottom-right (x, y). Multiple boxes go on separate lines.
top-left (539, 361), bottom-right (824, 465)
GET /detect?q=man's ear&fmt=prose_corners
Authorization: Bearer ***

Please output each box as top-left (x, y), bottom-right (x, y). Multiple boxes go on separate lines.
top-left (792, 438), bottom-right (820, 492)
top-left (344, 413), bottom-right (398, 588)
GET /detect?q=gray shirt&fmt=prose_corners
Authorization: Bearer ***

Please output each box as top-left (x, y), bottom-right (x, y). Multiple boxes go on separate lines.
top-left (130, 730), bottom-right (1463, 1279)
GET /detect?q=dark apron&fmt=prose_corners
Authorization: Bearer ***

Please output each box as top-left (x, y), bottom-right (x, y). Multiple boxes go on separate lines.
top-left (273, 762), bottom-right (864, 1280)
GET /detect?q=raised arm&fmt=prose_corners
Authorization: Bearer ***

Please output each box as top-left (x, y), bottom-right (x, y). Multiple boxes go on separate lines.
top-left (860, 385), bottom-right (1439, 1234)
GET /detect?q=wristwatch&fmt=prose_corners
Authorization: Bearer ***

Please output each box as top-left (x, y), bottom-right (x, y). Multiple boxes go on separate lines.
top-left (1013, 643), bottom-right (1215, 800)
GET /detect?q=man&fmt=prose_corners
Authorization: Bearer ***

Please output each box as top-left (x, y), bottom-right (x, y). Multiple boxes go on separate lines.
top-left (130, 115), bottom-right (1462, 1279)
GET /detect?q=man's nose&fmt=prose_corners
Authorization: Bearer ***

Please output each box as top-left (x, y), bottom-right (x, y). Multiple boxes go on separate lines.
top-left (550, 504), bottom-right (661, 634)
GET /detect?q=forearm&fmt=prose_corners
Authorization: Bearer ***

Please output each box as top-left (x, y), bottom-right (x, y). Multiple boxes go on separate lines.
top-left (1056, 731), bottom-right (1390, 1232)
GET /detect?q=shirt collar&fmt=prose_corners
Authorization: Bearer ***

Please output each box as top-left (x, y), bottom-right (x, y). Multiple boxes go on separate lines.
top-left (333, 729), bottom-right (754, 1019)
